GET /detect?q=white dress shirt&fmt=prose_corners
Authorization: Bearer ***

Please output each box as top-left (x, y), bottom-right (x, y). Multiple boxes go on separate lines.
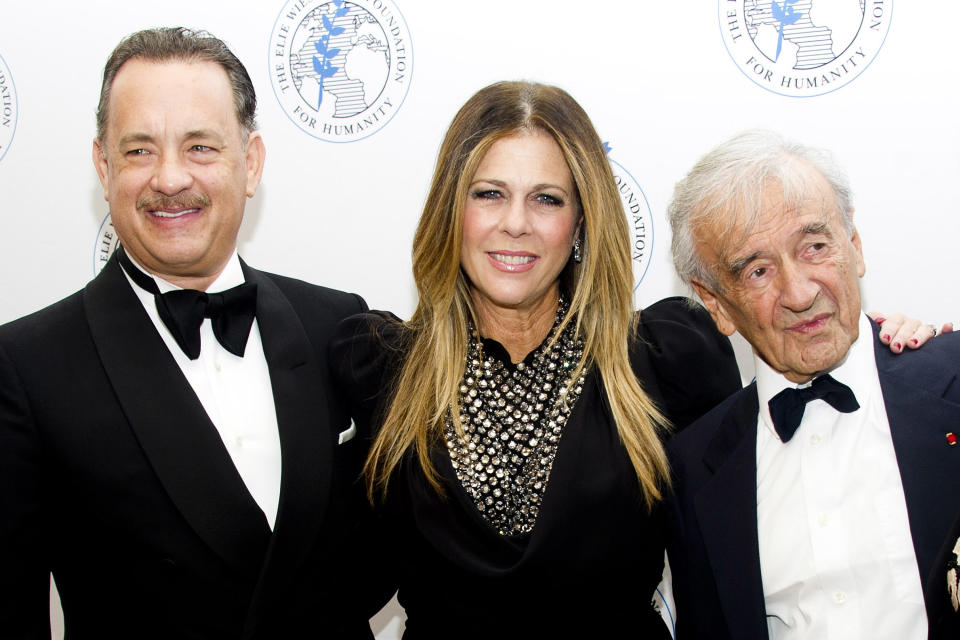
top-left (755, 313), bottom-right (926, 640)
top-left (122, 252), bottom-right (282, 530)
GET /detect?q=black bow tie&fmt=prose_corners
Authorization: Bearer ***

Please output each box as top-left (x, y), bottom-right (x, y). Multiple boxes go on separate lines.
top-left (767, 374), bottom-right (860, 442)
top-left (117, 248), bottom-right (257, 360)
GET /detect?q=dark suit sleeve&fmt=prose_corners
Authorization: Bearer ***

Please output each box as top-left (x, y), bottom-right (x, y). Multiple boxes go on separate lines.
top-left (329, 310), bottom-right (407, 440)
top-left (0, 341), bottom-right (52, 638)
top-left (634, 297), bottom-right (742, 430)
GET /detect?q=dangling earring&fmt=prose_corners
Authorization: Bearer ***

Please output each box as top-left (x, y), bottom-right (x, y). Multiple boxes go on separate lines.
top-left (573, 237), bottom-right (583, 263)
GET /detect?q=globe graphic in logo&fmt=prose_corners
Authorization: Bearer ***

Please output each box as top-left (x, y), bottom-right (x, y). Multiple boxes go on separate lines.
top-left (745, 0), bottom-right (863, 70)
top-left (719, 0), bottom-right (891, 97)
top-left (289, 2), bottom-right (390, 118)
top-left (270, 0), bottom-right (412, 142)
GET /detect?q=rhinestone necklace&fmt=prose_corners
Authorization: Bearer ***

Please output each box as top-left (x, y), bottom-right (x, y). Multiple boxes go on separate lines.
top-left (444, 300), bottom-right (588, 536)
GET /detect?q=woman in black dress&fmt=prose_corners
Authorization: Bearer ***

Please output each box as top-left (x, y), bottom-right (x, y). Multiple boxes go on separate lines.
top-left (332, 80), bottom-right (742, 638)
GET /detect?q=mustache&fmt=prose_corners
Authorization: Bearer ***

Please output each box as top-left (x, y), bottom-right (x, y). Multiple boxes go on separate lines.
top-left (136, 193), bottom-right (211, 211)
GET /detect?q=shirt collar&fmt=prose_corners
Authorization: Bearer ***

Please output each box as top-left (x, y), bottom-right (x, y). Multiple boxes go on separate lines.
top-left (122, 250), bottom-right (244, 294)
top-left (755, 313), bottom-right (875, 438)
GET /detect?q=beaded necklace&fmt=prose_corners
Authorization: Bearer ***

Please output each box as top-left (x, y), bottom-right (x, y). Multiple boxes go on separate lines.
top-left (445, 300), bottom-right (588, 535)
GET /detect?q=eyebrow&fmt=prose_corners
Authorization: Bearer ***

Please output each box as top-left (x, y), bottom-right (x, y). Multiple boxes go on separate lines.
top-left (117, 129), bottom-right (222, 146)
top-left (801, 221), bottom-right (830, 236)
top-left (183, 129), bottom-right (221, 141)
top-left (469, 178), bottom-right (570, 196)
top-left (727, 251), bottom-right (761, 278)
top-left (117, 133), bottom-right (155, 146)
top-left (470, 178), bottom-right (506, 188)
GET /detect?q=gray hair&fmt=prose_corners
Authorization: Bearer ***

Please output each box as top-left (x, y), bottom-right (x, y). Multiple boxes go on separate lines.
top-left (96, 27), bottom-right (257, 142)
top-left (668, 129), bottom-right (853, 292)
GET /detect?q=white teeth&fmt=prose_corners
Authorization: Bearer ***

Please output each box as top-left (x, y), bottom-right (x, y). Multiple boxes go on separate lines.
top-left (491, 253), bottom-right (535, 265)
top-left (152, 209), bottom-right (197, 218)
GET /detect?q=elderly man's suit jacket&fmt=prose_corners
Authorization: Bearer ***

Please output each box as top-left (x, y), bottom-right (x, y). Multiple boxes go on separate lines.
top-left (666, 322), bottom-right (960, 640)
top-left (0, 253), bottom-right (393, 639)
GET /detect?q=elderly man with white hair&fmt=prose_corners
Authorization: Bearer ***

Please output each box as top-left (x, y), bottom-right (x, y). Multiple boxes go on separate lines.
top-left (664, 129), bottom-right (960, 640)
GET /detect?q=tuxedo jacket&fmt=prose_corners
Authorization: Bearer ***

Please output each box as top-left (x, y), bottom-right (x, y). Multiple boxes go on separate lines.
top-left (666, 322), bottom-right (960, 640)
top-left (0, 254), bottom-right (393, 639)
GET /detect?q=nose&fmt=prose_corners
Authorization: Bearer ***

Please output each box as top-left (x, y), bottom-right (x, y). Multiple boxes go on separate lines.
top-left (150, 152), bottom-right (194, 195)
top-left (778, 260), bottom-right (819, 312)
top-left (499, 197), bottom-right (532, 237)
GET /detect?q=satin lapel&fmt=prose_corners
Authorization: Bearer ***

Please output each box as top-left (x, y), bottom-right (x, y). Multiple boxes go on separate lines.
top-left (875, 333), bottom-right (960, 583)
top-left (83, 255), bottom-right (270, 572)
top-left (240, 265), bottom-right (332, 603)
top-left (695, 385), bottom-right (769, 640)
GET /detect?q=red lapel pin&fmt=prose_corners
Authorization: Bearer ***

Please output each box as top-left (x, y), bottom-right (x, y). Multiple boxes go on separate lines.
top-left (947, 432), bottom-right (957, 446)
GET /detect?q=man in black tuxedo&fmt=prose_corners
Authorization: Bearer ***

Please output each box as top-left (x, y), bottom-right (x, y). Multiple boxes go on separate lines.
top-left (665, 130), bottom-right (960, 640)
top-left (0, 27), bottom-right (390, 638)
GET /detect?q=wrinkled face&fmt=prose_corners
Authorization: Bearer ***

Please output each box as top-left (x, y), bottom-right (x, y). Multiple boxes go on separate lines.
top-left (692, 166), bottom-right (865, 383)
top-left (460, 130), bottom-right (581, 321)
top-left (93, 59), bottom-right (264, 288)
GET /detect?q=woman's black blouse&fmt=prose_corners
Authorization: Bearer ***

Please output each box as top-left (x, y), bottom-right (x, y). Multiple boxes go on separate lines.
top-left (331, 296), bottom-right (741, 638)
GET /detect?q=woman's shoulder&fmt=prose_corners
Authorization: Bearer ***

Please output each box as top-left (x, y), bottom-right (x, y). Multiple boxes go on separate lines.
top-left (631, 296), bottom-right (742, 430)
top-left (633, 296), bottom-right (729, 361)
top-left (333, 309), bottom-right (407, 348)
top-left (329, 310), bottom-right (410, 404)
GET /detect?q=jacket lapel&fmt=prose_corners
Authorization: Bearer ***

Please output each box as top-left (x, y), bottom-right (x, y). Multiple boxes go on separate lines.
top-left (248, 264), bottom-right (332, 555)
top-left (696, 384), bottom-right (769, 640)
top-left (83, 254), bottom-right (270, 574)
top-left (239, 265), bottom-right (333, 632)
top-left (874, 330), bottom-right (960, 586)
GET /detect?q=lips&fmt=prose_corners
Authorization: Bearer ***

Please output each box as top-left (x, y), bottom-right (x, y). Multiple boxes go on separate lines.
top-left (487, 251), bottom-right (538, 272)
top-left (150, 208), bottom-right (201, 218)
top-left (787, 313), bottom-right (831, 334)
top-left (490, 253), bottom-right (535, 265)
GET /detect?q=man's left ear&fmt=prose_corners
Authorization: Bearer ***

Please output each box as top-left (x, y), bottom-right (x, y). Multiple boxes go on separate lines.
top-left (245, 131), bottom-right (266, 198)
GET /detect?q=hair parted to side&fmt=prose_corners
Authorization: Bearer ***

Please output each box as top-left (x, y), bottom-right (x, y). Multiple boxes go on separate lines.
top-left (668, 129), bottom-right (854, 292)
top-left (365, 80), bottom-right (670, 508)
top-left (96, 26), bottom-right (257, 142)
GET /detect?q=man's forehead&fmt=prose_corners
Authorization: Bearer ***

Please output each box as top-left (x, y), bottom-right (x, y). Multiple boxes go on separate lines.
top-left (708, 192), bottom-right (836, 266)
top-left (108, 58), bottom-right (233, 110)
top-left (105, 58), bottom-right (240, 137)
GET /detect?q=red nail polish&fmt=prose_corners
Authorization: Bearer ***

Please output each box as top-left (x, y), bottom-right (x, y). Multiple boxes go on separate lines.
top-left (911, 339), bottom-right (918, 346)
top-left (876, 317), bottom-right (886, 324)
top-left (882, 334), bottom-right (890, 342)
top-left (894, 342), bottom-right (902, 350)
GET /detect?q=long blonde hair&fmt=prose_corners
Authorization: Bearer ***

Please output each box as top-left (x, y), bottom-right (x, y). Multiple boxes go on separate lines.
top-left (365, 81), bottom-right (670, 508)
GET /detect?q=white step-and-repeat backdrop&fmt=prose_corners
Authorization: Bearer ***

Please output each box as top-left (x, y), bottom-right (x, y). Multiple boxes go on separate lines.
top-left (1, 1), bottom-right (957, 637)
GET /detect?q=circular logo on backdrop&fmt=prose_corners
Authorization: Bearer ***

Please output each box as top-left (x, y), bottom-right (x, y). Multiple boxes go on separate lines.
top-left (269, 0), bottom-right (413, 142)
top-left (93, 213), bottom-right (120, 275)
top-left (719, 0), bottom-right (892, 97)
top-left (0, 54), bottom-right (18, 162)
top-left (609, 156), bottom-right (654, 291)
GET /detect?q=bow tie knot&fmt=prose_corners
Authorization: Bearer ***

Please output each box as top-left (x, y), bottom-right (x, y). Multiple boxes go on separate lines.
top-left (118, 248), bottom-right (257, 360)
top-left (767, 374), bottom-right (860, 442)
